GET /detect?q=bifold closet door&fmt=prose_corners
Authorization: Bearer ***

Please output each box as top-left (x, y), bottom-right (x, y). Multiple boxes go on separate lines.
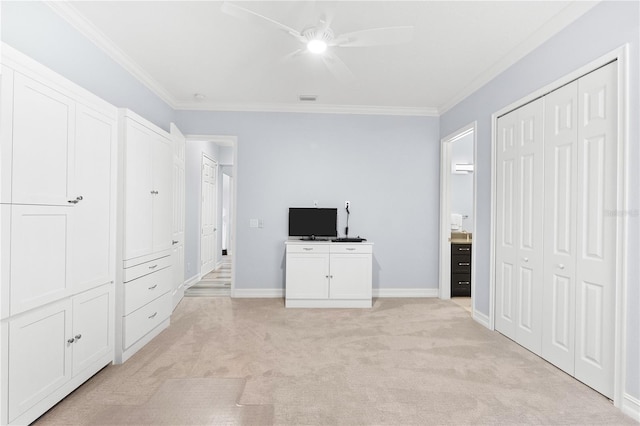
top-left (495, 98), bottom-right (544, 355)
top-left (542, 61), bottom-right (617, 398)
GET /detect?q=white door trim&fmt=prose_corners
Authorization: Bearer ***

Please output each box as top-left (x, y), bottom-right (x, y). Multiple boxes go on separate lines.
top-left (489, 45), bottom-right (629, 410)
top-left (439, 122), bottom-right (477, 310)
top-left (186, 134), bottom-right (238, 296)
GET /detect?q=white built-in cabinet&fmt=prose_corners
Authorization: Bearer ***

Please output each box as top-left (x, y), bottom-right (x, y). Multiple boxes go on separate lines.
top-left (116, 110), bottom-right (173, 363)
top-left (285, 241), bottom-right (373, 308)
top-left (0, 46), bottom-right (116, 425)
top-left (495, 61), bottom-right (618, 398)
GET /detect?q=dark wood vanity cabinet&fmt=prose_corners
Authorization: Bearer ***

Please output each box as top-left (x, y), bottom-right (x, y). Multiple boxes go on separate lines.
top-left (451, 243), bottom-right (471, 297)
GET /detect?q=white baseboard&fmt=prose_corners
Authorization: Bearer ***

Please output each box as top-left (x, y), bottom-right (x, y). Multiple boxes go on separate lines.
top-left (622, 393), bottom-right (640, 422)
top-left (373, 288), bottom-right (438, 298)
top-left (183, 275), bottom-right (200, 289)
top-left (232, 288), bottom-right (284, 298)
top-left (473, 309), bottom-right (491, 329)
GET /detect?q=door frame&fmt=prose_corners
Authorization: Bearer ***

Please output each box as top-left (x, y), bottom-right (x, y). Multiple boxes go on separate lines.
top-left (439, 122), bottom-right (477, 311)
top-left (187, 134), bottom-right (238, 295)
top-left (489, 45), bottom-right (629, 409)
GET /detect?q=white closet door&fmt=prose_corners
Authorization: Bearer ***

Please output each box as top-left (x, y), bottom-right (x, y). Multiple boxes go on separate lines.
top-left (542, 81), bottom-right (579, 373)
top-left (11, 73), bottom-right (76, 206)
top-left (514, 99), bottom-right (544, 354)
top-left (72, 105), bottom-right (116, 293)
top-left (574, 62), bottom-right (617, 398)
top-left (495, 98), bottom-right (544, 352)
top-left (495, 110), bottom-right (519, 340)
top-left (151, 134), bottom-right (173, 253)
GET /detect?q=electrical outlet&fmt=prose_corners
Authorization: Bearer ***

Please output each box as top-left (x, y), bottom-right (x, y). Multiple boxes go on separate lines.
top-left (345, 201), bottom-right (350, 209)
top-left (314, 200), bottom-right (318, 207)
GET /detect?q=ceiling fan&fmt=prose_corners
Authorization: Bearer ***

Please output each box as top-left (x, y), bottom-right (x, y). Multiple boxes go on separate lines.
top-left (221, 2), bottom-right (414, 84)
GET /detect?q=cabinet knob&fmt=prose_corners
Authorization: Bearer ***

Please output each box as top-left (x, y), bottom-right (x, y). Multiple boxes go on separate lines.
top-left (558, 264), bottom-right (565, 270)
top-left (523, 257), bottom-right (529, 263)
top-left (172, 240), bottom-right (179, 245)
top-left (148, 284), bottom-right (158, 290)
top-left (75, 334), bottom-right (82, 340)
top-left (67, 338), bottom-right (75, 344)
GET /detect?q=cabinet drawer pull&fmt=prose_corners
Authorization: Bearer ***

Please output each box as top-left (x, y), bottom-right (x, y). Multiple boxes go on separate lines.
top-left (346, 248), bottom-right (356, 251)
top-left (457, 247), bottom-right (470, 251)
top-left (149, 264), bottom-right (158, 269)
top-left (75, 334), bottom-right (82, 340)
top-left (458, 262), bottom-right (470, 266)
top-left (67, 338), bottom-right (75, 344)
top-left (148, 284), bottom-right (158, 290)
top-left (458, 281), bottom-right (470, 285)
top-left (303, 247), bottom-right (313, 251)
top-left (148, 312), bottom-right (158, 319)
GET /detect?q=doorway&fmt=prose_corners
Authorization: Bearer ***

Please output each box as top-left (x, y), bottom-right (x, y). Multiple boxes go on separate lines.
top-left (439, 123), bottom-right (476, 315)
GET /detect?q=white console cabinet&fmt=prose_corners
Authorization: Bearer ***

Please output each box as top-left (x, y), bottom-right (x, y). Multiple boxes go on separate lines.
top-left (0, 46), bottom-right (117, 426)
top-left (285, 241), bottom-right (373, 308)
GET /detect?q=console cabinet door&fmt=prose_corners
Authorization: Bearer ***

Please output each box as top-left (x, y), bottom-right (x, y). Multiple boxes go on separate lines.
top-left (285, 253), bottom-right (329, 299)
top-left (329, 254), bottom-right (372, 300)
top-left (72, 105), bottom-right (116, 293)
top-left (11, 73), bottom-right (76, 206)
top-left (124, 121), bottom-right (154, 260)
top-left (8, 300), bottom-right (72, 423)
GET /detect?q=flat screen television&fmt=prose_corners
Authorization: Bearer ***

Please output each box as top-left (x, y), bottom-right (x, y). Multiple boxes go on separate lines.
top-left (288, 208), bottom-right (337, 240)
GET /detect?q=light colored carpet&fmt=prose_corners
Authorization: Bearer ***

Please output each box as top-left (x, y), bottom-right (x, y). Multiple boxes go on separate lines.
top-left (34, 297), bottom-right (633, 425)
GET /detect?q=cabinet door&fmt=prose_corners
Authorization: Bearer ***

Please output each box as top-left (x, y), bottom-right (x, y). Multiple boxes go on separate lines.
top-left (152, 134), bottom-right (173, 253)
top-left (72, 285), bottom-right (113, 374)
top-left (10, 205), bottom-right (73, 315)
top-left (72, 105), bottom-right (116, 292)
top-left (285, 253), bottom-right (329, 299)
top-left (329, 254), bottom-right (372, 300)
top-left (124, 120), bottom-right (154, 259)
top-left (11, 73), bottom-right (76, 206)
top-left (8, 300), bottom-right (72, 423)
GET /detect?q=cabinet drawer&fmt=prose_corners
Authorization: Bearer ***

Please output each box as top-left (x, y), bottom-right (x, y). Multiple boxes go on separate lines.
top-left (451, 244), bottom-right (472, 254)
top-left (451, 255), bottom-right (471, 273)
top-left (124, 267), bottom-right (172, 315)
top-left (123, 291), bottom-right (171, 349)
top-left (330, 244), bottom-right (372, 254)
top-left (286, 244), bottom-right (330, 254)
top-left (123, 256), bottom-right (171, 283)
top-left (451, 274), bottom-right (471, 297)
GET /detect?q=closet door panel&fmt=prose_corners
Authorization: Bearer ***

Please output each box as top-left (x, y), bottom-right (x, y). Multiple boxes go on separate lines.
top-left (515, 100), bottom-right (544, 354)
top-left (574, 62), bottom-right (617, 399)
top-left (495, 113), bottom-right (518, 340)
top-left (11, 74), bottom-right (75, 206)
top-left (152, 135), bottom-right (173, 253)
top-left (542, 81), bottom-right (578, 373)
top-left (72, 105), bottom-right (115, 292)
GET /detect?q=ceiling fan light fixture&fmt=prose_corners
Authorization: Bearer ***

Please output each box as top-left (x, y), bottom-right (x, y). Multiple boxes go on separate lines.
top-left (307, 39), bottom-right (327, 54)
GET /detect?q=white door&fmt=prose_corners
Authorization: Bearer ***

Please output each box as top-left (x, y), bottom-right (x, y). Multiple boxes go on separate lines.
top-left (11, 73), bottom-right (76, 206)
top-left (200, 155), bottom-right (218, 276)
top-left (542, 80), bottom-right (578, 374)
top-left (574, 62), bottom-right (617, 398)
top-left (72, 105), bottom-right (116, 293)
top-left (123, 121), bottom-right (154, 260)
top-left (8, 300), bottom-right (72, 423)
top-left (170, 123), bottom-right (186, 309)
top-left (72, 285), bottom-right (113, 374)
top-left (495, 98), bottom-right (544, 354)
top-left (151, 134), bottom-right (173, 253)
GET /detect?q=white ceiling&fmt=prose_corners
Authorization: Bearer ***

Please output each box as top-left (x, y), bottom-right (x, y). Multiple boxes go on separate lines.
top-left (52, 1), bottom-right (598, 115)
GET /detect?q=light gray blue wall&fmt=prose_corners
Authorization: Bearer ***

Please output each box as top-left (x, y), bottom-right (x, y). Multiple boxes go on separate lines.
top-left (440, 0), bottom-right (639, 400)
top-left (184, 141), bottom-right (220, 282)
top-left (1, 1), bottom-right (174, 131)
top-left (175, 111), bottom-right (440, 292)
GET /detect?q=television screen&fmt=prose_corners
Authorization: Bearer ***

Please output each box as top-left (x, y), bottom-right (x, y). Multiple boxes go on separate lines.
top-left (288, 208), bottom-right (337, 239)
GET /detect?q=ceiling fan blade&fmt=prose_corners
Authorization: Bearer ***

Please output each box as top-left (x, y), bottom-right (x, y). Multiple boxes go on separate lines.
top-left (321, 51), bottom-right (355, 85)
top-left (332, 26), bottom-right (414, 47)
top-left (282, 48), bottom-right (307, 62)
top-left (221, 2), bottom-right (304, 42)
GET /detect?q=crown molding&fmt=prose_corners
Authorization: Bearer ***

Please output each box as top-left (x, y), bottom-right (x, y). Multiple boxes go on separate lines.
top-left (438, 0), bottom-right (599, 115)
top-left (174, 101), bottom-right (439, 117)
top-left (45, 1), bottom-right (178, 109)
